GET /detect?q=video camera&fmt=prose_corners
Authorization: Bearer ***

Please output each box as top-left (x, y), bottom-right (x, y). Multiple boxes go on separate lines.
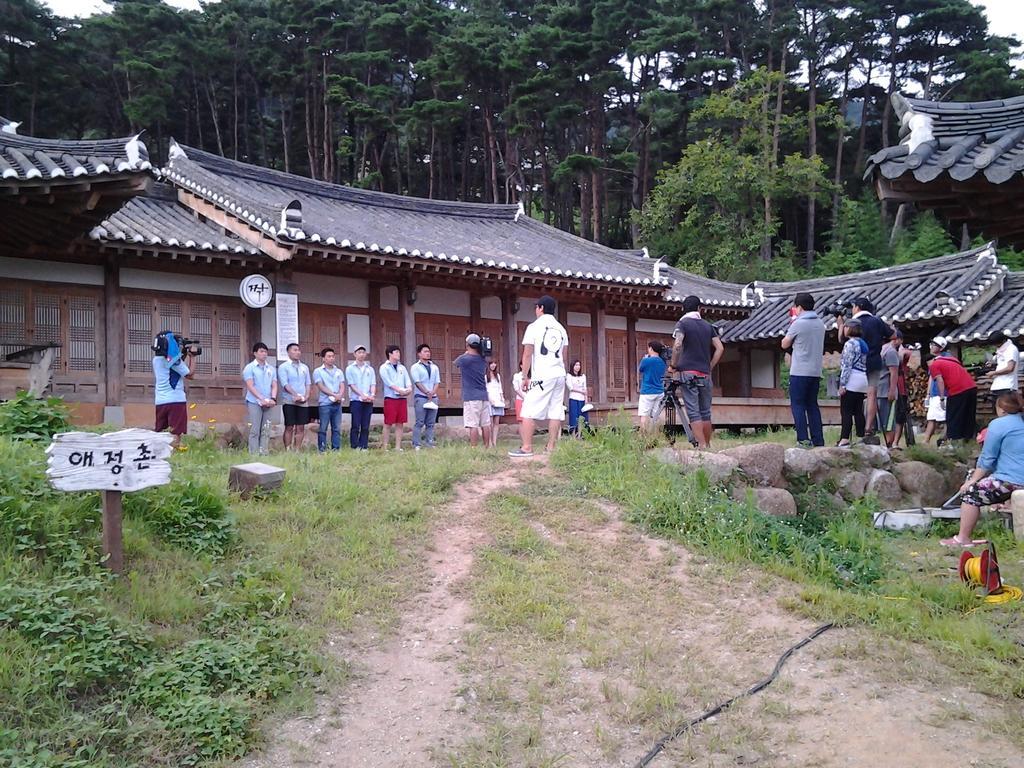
top-left (466, 332), bottom-right (493, 357)
top-left (829, 300), bottom-right (853, 318)
top-left (152, 331), bottom-right (202, 360)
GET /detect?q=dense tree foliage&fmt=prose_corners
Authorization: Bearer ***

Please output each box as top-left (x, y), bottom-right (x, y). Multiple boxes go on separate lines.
top-left (1, 0), bottom-right (1020, 278)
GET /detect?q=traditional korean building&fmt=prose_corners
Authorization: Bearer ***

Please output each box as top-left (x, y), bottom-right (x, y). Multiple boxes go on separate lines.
top-left (866, 93), bottom-right (1024, 248)
top-left (3, 117), bottom-right (1021, 431)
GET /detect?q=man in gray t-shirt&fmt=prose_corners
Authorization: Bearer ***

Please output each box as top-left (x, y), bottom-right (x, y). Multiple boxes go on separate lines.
top-left (781, 292), bottom-right (826, 446)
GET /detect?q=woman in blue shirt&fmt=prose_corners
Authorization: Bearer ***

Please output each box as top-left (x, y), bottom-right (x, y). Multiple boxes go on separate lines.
top-left (942, 392), bottom-right (1024, 547)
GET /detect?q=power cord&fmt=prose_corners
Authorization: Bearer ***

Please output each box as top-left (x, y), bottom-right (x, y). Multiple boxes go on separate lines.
top-left (632, 623), bottom-right (835, 768)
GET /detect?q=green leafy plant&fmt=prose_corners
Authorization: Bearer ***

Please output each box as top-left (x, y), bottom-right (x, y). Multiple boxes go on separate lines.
top-left (124, 481), bottom-right (235, 558)
top-left (0, 393), bottom-right (70, 441)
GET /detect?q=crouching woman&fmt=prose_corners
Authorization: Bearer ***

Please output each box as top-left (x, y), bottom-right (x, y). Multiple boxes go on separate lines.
top-left (941, 392), bottom-right (1024, 547)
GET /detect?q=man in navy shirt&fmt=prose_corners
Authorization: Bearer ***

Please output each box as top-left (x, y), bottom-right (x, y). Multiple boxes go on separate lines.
top-left (837, 297), bottom-right (893, 444)
top-left (637, 341), bottom-right (667, 432)
top-left (671, 296), bottom-right (725, 448)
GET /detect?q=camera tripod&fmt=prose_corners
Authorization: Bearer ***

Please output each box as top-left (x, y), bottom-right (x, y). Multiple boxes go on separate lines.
top-left (650, 377), bottom-right (699, 447)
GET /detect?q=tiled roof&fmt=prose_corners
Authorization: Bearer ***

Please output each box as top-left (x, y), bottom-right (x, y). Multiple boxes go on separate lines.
top-left (89, 183), bottom-right (261, 256)
top-left (0, 119), bottom-right (151, 184)
top-left (163, 143), bottom-right (669, 288)
top-left (946, 272), bottom-right (1024, 343)
top-left (721, 245), bottom-right (1005, 343)
top-left (865, 94), bottom-right (1024, 185)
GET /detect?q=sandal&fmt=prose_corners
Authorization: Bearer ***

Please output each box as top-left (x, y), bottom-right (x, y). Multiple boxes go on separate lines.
top-left (939, 536), bottom-right (974, 548)
top-left (836, 440), bottom-right (851, 448)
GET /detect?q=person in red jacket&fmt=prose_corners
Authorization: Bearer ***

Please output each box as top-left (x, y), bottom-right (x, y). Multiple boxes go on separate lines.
top-left (927, 336), bottom-right (977, 442)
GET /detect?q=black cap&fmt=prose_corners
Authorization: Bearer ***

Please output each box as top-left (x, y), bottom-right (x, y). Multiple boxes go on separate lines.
top-left (536, 295), bottom-right (556, 315)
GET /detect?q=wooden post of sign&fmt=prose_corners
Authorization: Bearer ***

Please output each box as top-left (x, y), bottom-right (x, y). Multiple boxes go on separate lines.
top-left (101, 490), bottom-right (124, 573)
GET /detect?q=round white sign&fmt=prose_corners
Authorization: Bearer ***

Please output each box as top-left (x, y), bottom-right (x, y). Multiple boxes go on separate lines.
top-left (239, 274), bottom-right (273, 308)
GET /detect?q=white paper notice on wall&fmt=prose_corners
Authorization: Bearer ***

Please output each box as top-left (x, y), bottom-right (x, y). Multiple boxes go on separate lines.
top-left (275, 293), bottom-right (299, 361)
top-left (46, 429), bottom-right (174, 493)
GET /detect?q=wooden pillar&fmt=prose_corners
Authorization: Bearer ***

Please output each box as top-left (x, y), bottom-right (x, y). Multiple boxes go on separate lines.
top-left (501, 293), bottom-right (518, 399)
top-left (398, 282), bottom-right (417, 356)
top-left (470, 294), bottom-right (481, 332)
top-left (369, 282), bottom-right (384, 360)
top-left (591, 302), bottom-right (608, 403)
top-left (101, 490), bottom-right (124, 574)
top-left (103, 257), bottom-right (123, 407)
top-left (626, 315), bottom-right (638, 401)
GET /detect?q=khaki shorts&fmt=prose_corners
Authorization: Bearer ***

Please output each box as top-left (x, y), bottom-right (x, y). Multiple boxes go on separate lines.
top-left (638, 393), bottom-right (662, 418)
top-left (463, 399), bottom-right (491, 428)
top-left (521, 377), bottom-right (565, 421)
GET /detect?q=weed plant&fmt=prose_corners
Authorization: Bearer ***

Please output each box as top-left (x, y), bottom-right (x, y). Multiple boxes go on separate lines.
top-left (0, 392), bottom-right (69, 441)
top-left (0, 426), bottom-right (498, 766)
top-left (552, 424), bottom-right (1024, 698)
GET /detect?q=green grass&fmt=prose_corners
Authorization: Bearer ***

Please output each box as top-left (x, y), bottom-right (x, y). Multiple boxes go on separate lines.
top-left (551, 423), bottom-right (1024, 700)
top-left (0, 432), bottom-right (498, 767)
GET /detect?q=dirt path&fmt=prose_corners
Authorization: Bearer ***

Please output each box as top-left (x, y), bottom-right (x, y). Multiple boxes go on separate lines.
top-left (238, 460), bottom-right (534, 768)
top-left (241, 461), bottom-right (1023, 768)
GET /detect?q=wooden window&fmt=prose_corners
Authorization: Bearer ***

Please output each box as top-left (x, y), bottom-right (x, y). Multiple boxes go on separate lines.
top-left (295, 303), bottom-right (348, 370)
top-left (123, 292), bottom-right (248, 393)
top-left (0, 282), bottom-right (102, 386)
top-left (607, 329), bottom-right (627, 401)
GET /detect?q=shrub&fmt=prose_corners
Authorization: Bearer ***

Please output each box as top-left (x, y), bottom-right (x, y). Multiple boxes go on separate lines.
top-left (124, 481), bottom-right (235, 558)
top-left (0, 392), bottom-right (70, 441)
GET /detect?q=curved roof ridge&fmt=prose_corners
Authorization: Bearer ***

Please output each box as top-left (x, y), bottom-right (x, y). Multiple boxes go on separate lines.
top-left (173, 144), bottom-right (518, 220)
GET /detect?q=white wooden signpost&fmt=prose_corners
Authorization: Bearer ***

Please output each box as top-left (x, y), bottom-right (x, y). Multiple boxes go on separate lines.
top-left (46, 428), bottom-right (174, 573)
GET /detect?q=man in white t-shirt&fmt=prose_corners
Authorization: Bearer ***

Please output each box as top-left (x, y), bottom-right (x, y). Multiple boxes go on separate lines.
top-left (509, 295), bottom-right (569, 458)
top-left (990, 333), bottom-right (1019, 396)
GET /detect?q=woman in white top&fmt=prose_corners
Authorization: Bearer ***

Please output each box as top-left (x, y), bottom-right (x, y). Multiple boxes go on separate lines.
top-left (566, 359), bottom-right (590, 436)
top-left (486, 360), bottom-right (506, 448)
top-left (512, 363), bottom-right (526, 421)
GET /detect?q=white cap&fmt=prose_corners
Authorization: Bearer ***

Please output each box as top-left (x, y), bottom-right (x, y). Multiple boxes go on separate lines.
top-left (930, 336), bottom-right (948, 350)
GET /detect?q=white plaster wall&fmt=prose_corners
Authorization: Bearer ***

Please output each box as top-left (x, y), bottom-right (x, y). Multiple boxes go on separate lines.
top-left (347, 314), bottom-right (370, 358)
top-left (607, 315), bottom-right (627, 331)
top-left (416, 286), bottom-right (470, 316)
top-left (120, 268), bottom-right (239, 296)
top-left (260, 307), bottom-right (276, 349)
top-left (480, 296), bottom-right (502, 320)
top-left (380, 284), bottom-right (399, 311)
top-left (568, 311), bottom-right (591, 328)
top-left (637, 319), bottom-right (676, 334)
top-left (751, 349), bottom-right (776, 388)
top-left (516, 297), bottom-right (541, 322)
top-left (293, 272), bottom-right (369, 308)
top-left (0, 257), bottom-right (103, 285)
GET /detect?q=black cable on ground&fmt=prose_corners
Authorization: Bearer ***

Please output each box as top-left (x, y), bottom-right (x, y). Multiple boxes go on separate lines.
top-left (632, 622), bottom-right (835, 768)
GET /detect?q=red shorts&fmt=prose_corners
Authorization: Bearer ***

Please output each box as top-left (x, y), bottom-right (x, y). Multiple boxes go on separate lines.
top-left (155, 402), bottom-right (188, 435)
top-left (383, 398), bottom-right (407, 425)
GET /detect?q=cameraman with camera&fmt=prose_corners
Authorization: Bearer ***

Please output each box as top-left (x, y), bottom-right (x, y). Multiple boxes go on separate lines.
top-left (835, 297), bottom-right (892, 445)
top-left (670, 295), bottom-right (724, 449)
top-left (152, 331), bottom-right (197, 447)
top-left (455, 333), bottom-right (491, 448)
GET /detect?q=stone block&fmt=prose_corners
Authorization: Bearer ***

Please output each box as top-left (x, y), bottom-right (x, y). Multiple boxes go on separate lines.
top-left (851, 443), bottom-right (891, 468)
top-left (892, 461), bottom-right (946, 507)
top-left (783, 447), bottom-right (829, 482)
top-left (719, 443), bottom-right (787, 488)
top-left (1011, 491), bottom-right (1024, 541)
top-left (653, 447), bottom-right (740, 485)
top-left (836, 470), bottom-right (868, 501)
top-left (866, 469), bottom-right (902, 506)
top-left (229, 462), bottom-right (286, 498)
top-left (733, 486), bottom-right (798, 517)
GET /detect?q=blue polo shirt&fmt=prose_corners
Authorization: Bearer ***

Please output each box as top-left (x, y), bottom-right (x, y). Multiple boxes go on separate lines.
top-left (638, 356), bottom-right (667, 395)
top-left (277, 360), bottom-right (311, 405)
top-left (345, 361), bottom-right (376, 399)
top-left (153, 357), bottom-right (191, 405)
top-left (242, 359), bottom-right (276, 405)
top-left (978, 414), bottom-right (1024, 485)
top-left (411, 359), bottom-right (441, 398)
top-left (313, 364), bottom-right (345, 406)
top-left (379, 362), bottom-right (411, 399)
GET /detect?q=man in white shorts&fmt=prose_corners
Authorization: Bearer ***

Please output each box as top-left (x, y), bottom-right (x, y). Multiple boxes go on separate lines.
top-left (509, 295), bottom-right (569, 457)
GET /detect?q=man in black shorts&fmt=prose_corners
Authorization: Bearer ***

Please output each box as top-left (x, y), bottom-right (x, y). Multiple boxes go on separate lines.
top-left (671, 295), bottom-right (724, 448)
top-left (278, 342), bottom-right (314, 451)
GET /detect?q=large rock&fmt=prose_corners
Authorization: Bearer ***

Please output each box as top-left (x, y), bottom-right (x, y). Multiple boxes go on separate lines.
top-left (836, 470), bottom-right (868, 501)
top-left (652, 446), bottom-right (739, 485)
top-left (733, 486), bottom-right (798, 517)
top-left (852, 443), bottom-right (891, 469)
top-left (892, 461), bottom-right (946, 506)
top-left (784, 447), bottom-right (830, 482)
top-left (866, 469), bottom-right (902, 506)
top-left (719, 443), bottom-right (787, 488)
top-left (811, 446), bottom-right (857, 468)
